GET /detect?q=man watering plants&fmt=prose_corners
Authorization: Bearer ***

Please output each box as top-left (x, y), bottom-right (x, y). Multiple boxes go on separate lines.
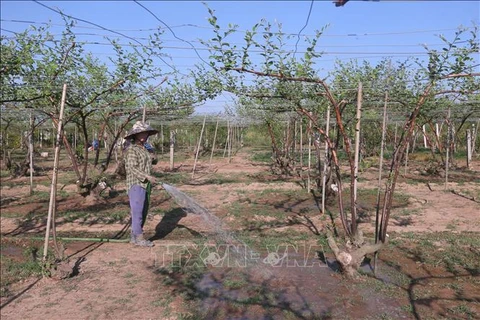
top-left (124, 121), bottom-right (161, 247)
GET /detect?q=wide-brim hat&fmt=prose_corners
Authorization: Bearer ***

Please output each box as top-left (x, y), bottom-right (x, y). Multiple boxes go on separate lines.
top-left (124, 121), bottom-right (159, 140)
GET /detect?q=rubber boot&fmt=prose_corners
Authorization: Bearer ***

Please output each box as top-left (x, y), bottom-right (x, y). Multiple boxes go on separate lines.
top-left (133, 234), bottom-right (154, 247)
top-left (130, 232), bottom-right (136, 244)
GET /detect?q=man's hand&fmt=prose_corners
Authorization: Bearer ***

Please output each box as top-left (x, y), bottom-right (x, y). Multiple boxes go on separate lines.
top-left (146, 175), bottom-right (158, 185)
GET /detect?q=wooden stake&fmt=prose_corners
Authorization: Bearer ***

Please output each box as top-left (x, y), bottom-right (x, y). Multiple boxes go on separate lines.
top-left (223, 120), bottom-right (229, 158)
top-left (228, 123), bottom-right (232, 163)
top-left (467, 129), bottom-right (472, 169)
top-left (192, 115), bottom-right (207, 178)
top-left (307, 119), bottom-right (312, 191)
top-left (445, 106), bottom-right (451, 190)
top-left (300, 119), bottom-right (303, 169)
top-left (422, 124), bottom-right (427, 149)
top-left (394, 122), bottom-right (398, 145)
top-left (472, 122), bottom-right (479, 155)
top-left (43, 83), bottom-right (67, 261)
top-left (210, 117), bottom-right (219, 165)
top-left (169, 129), bottom-right (175, 171)
top-left (374, 91), bottom-right (388, 275)
top-left (29, 112), bottom-right (34, 196)
top-left (321, 105), bottom-right (330, 214)
top-left (353, 82), bottom-right (362, 229)
top-left (160, 124), bottom-right (164, 155)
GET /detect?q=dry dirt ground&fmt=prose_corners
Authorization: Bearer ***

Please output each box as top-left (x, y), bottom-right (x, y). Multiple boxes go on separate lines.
top-left (1, 149), bottom-right (479, 319)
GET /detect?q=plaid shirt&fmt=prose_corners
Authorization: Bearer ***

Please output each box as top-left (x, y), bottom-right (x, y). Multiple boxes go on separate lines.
top-left (125, 144), bottom-right (152, 192)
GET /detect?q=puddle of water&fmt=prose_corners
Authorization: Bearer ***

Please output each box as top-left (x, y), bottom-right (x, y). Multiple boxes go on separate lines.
top-left (162, 184), bottom-right (409, 319)
top-left (192, 251), bottom-right (409, 319)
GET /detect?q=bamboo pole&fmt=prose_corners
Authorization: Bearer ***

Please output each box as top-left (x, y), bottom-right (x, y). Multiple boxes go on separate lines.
top-left (169, 129), bottom-right (175, 170)
top-left (29, 112), bottom-right (34, 196)
top-left (394, 122), bottom-right (398, 145)
top-left (293, 120), bottom-right (297, 169)
top-left (422, 124), bottom-right (427, 148)
top-left (445, 106), bottom-right (451, 190)
top-left (467, 129), bottom-right (472, 169)
top-left (307, 119), bottom-right (312, 191)
top-left (74, 126), bottom-right (77, 151)
top-left (210, 117), bottom-right (220, 165)
top-left (374, 91), bottom-right (388, 275)
top-left (473, 121), bottom-right (479, 155)
top-left (353, 82), bottom-right (363, 227)
top-left (321, 105), bottom-right (331, 214)
top-left (160, 124), bottom-right (164, 155)
top-left (300, 120), bottom-right (303, 169)
top-left (192, 115), bottom-right (207, 178)
top-left (452, 125), bottom-right (457, 154)
top-left (43, 83), bottom-right (67, 261)
top-left (223, 120), bottom-right (230, 158)
top-left (411, 130), bottom-right (418, 153)
top-left (142, 103), bottom-right (147, 123)
top-left (228, 124), bottom-right (233, 163)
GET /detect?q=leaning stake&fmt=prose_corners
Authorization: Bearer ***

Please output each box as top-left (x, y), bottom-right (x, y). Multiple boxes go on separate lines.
top-left (43, 83), bottom-right (67, 261)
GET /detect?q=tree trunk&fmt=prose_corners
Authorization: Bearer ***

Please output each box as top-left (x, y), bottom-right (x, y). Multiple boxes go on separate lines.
top-left (326, 228), bottom-right (383, 278)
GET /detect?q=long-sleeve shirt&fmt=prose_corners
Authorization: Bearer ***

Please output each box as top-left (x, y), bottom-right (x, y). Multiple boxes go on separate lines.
top-left (125, 144), bottom-right (153, 192)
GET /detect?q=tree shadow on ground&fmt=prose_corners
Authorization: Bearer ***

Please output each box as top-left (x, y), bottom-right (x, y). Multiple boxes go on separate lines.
top-left (369, 244), bottom-right (480, 320)
top-left (153, 266), bottom-right (335, 319)
top-left (149, 208), bottom-right (203, 240)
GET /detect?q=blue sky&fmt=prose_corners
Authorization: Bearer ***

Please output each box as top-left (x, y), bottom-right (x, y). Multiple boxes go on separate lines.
top-left (1, 0), bottom-right (479, 113)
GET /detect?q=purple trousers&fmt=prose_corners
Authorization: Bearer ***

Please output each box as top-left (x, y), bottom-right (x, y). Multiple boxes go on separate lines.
top-left (128, 184), bottom-right (149, 236)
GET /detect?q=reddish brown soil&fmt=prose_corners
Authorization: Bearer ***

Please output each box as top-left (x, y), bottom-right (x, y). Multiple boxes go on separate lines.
top-left (1, 150), bottom-right (479, 319)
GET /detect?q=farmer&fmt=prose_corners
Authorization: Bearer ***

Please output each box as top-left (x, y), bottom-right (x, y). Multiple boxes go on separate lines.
top-left (124, 121), bottom-right (160, 247)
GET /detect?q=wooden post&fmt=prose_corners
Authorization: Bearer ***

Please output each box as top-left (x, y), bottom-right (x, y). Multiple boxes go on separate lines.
top-left (293, 120), bottom-right (297, 169)
top-left (353, 82), bottom-right (362, 231)
top-left (223, 120), bottom-right (229, 158)
top-left (394, 122), bottom-right (398, 145)
top-left (210, 117), bottom-right (219, 165)
top-left (29, 112), bottom-right (34, 196)
top-left (160, 124), bottom-right (164, 155)
top-left (472, 122), bottom-right (479, 155)
top-left (43, 83), bottom-right (67, 261)
top-left (411, 130), bottom-right (418, 153)
top-left (374, 91), bottom-right (388, 274)
top-left (466, 129), bottom-right (472, 169)
top-left (192, 115), bottom-right (207, 178)
top-left (299, 120), bottom-right (303, 169)
top-left (169, 129), bottom-right (175, 171)
top-left (452, 125), bottom-right (457, 154)
top-left (422, 124), bottom-right (427, 148)
top-left (307, 119), bottom-right (312, 191)
top-left (228, 123), bottom-right (232, 163)
top-left (321, 105), bottom-right (330, 214)
top-left (445, 107), bottom-right (451, 190)
top-left (74, 126), bottom-right (77, 151)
